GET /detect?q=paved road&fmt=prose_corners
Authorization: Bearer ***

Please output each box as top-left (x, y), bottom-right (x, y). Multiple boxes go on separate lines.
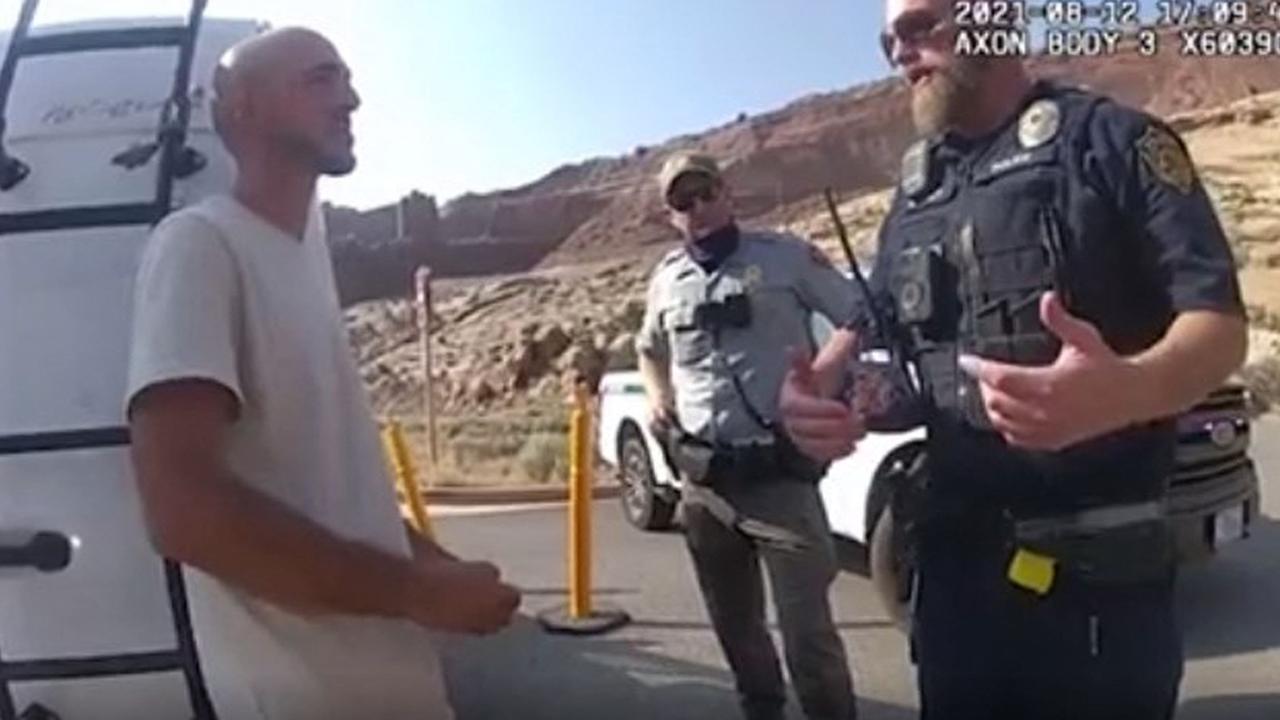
top-left (433, 417), bottom-right (1280, 720)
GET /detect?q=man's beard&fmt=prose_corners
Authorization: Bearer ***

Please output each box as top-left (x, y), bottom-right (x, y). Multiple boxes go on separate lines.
top-left (278, 132), bottom-right (357, 177)
top-left (910, 57), bottom-right (983, 136)
top-left (317, 150), bottom-right (356, 177)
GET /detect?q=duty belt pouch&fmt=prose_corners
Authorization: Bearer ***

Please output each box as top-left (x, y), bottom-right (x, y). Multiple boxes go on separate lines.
top-left (1012, 517), bottom-right (1175, 587)
top-left (672, 435), bottom-right (716, 486)
top-left (652, 419), bottom-right (716, 486)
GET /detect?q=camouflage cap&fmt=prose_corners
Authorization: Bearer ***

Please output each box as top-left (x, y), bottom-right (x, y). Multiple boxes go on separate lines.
top-left (656, 151), bottom-right (722, 202)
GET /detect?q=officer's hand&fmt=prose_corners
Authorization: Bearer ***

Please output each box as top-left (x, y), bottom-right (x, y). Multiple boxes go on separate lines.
top-left (646, 403), bottom-right (675, 435)
top-left (403, 559), bottom-right (522, 635)
top-left (958, 291), bottom-right (1139, 451)
top-left (779, 347), bottom-right (867, 462)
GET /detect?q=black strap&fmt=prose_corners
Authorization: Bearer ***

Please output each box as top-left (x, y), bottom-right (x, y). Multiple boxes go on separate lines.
top-left (702, 314), bottom-right (776, 434)
top-left (825, 189), bottom-right (921, 389)
top-left (729, 370), bottom-right (775, 433)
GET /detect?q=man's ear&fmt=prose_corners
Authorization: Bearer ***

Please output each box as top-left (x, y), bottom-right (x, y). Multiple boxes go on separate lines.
top-left (211, 77), bottom-right (254, 143)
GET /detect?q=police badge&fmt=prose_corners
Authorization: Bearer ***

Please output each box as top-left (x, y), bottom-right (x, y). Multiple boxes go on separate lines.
top-left (1018, 99), bottom-right (1061, 149)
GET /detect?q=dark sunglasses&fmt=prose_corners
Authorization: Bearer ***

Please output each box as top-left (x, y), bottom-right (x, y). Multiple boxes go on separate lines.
top-left (879, 10), bottom-right (951, 65)
top-left (667, 180), bottom-right (719, 213)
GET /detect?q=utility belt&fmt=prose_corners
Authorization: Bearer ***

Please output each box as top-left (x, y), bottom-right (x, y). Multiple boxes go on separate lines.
top-left (894, 454), bottom-right (1174, 594)
top-left (650, 417), bottom-right (816, 553)
top-left (1006, 500), bottom-right (1173, 593)
top-left (918, 499), bottom-right (1175, 593)
top-left (651, 419), bottom-right (825, 487)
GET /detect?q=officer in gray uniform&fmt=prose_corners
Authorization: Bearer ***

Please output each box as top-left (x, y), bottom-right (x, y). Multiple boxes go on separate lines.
top-left (635, 152), bottom-right (861, 720)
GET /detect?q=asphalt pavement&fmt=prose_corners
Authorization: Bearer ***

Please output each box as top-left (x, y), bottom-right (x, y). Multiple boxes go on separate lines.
top-left (432, 417), bottom-right (1280, 720)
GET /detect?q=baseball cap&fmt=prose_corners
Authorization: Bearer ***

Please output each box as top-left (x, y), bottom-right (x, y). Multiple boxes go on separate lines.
top-left (657, 152), bottom-right (722, 202)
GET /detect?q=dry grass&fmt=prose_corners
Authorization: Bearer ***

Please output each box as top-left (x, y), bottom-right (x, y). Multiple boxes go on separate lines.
top-left (516, 433), bottom-right (569, 485)
top-left (388, 402), bottom-right (575, 487)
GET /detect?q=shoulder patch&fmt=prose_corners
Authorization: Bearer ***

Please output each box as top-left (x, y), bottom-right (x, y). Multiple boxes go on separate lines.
top-left (1137, 124), bottom-right (1195, 195)
top-left (807, 244), bottom-right (835, 269)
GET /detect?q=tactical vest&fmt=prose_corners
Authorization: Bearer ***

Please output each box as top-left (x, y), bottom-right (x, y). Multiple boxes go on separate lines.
top-left (885, 86), bottom-right (1174, 512)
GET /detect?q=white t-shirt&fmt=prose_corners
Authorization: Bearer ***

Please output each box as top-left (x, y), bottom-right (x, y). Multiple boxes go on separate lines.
top-left (125, 195), bottom-right (452, 720)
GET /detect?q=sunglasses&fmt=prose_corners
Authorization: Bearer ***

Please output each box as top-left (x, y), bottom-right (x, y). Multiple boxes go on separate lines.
top-left (667, 179), bottom-right (719, 213)
top-left (879, 10), bottom-right (952, 65)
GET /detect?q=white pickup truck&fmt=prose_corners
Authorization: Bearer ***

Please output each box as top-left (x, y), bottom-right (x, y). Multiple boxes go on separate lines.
top-left (597, 320), bottom-right (1261, 616)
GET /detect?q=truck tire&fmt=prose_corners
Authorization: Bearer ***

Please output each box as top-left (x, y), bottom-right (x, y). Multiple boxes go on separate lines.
top-left (618, 425), bottom-right (677, 531)
top-left (869, 505), bottom-right (912, 633)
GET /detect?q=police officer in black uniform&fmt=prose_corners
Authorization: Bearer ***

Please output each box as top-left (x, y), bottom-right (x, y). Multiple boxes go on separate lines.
top-left (779, 1), bottom-right (1248, 718)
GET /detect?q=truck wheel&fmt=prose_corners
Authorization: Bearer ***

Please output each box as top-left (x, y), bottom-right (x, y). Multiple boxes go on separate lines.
top-left (618, 426), bottom-right (677, 531)
top-left (869, 505), bottom-right (912, 633)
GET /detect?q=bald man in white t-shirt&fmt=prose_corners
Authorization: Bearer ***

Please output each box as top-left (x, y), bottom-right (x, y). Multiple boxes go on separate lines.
top-left (125, 28), bottom-right (520, 720)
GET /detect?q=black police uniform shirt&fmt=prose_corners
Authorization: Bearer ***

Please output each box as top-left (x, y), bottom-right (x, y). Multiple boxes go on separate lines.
top-left (864, 81), bottom-right (1246, 514)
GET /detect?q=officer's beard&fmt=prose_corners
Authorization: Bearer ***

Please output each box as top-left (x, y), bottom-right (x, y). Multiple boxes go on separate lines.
top-left (911, 56), bottom-right (984, 136)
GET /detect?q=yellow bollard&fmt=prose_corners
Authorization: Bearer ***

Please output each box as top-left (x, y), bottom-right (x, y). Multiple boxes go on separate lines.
top-left (538, 380), bottom-right (630, 635)
top-left (568, 381), bottom-right (592, 618)
top-left (382, 421), bottom-right (434, 539)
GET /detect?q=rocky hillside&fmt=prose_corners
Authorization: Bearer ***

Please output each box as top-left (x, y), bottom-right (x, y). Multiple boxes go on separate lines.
top-left (327, 29), bottom-right (1280, 305)
top-left (351, 91), bottom-right (1280, 485)
top-left (348, 258), bottom-right (658, 485)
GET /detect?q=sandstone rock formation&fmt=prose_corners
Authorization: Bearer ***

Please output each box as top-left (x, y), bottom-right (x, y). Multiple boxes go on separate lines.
top-left (327, 31), bottom-right (1280, 305)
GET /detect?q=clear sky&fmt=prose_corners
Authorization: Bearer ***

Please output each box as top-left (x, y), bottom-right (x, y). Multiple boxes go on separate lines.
top-left (3, 1), bottom-right (892, 210)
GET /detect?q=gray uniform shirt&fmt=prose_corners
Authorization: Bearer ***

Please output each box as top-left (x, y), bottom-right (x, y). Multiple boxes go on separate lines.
top-left (636, 230), bottom-right (859, 445)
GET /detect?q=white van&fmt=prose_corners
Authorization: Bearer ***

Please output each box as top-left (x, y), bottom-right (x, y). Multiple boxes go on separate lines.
top-left (0, 5), bottom-right (258, 718)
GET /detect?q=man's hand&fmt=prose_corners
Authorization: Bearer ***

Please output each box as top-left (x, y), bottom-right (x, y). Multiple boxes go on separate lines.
top-left (958, 291), bottom-right (1141, 452)
top-left (779, 346), bottom-right (867, 462)
top-left (405, 525), bottom-right (458, 563)
top-left (638, 352), bottom-right (677, 435)
top-left (403, 560), bottom-right (521, 635)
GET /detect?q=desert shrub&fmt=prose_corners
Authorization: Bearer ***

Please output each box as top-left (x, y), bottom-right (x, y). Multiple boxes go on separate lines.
top-left (517, 433), bottom-right (569, 485)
